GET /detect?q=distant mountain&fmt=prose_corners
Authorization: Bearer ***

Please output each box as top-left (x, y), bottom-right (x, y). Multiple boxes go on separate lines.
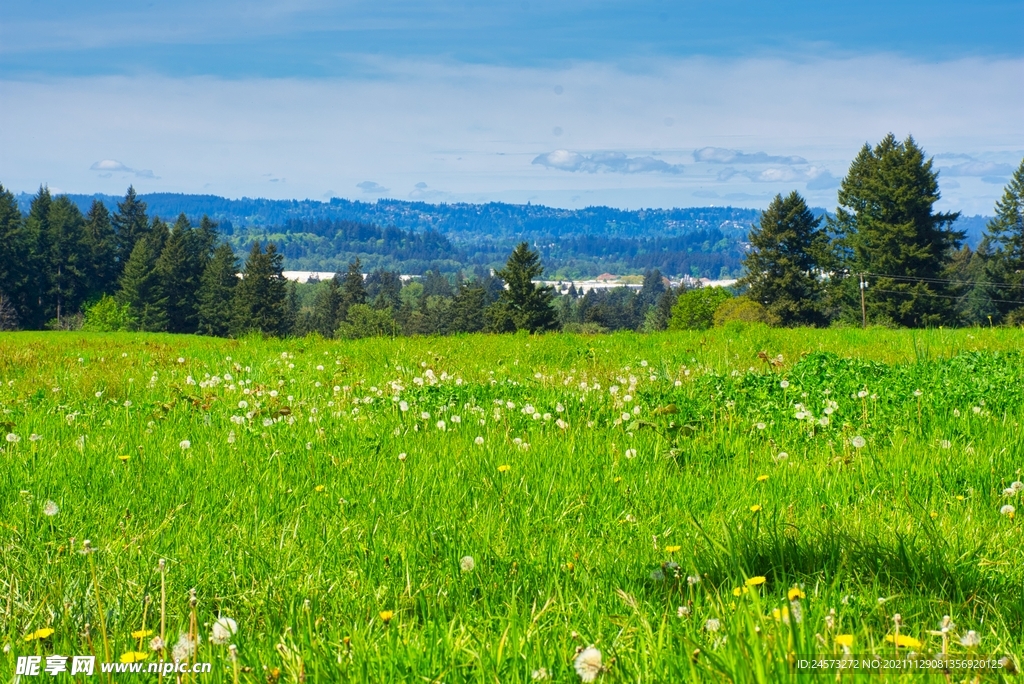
top-left (12, 192), bottom-right (992, 279)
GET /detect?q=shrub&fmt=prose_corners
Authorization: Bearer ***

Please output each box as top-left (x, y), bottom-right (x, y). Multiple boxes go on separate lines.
top-left (713, 296), bottom-right (776, 327)
top-left (668, 287), bottom-right (732, 331)
top-left (82, 295), bottom-right (137, 332)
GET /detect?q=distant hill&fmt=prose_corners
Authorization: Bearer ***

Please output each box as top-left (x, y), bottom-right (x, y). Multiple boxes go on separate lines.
top-left (13, 192), bottom-right (992, 279)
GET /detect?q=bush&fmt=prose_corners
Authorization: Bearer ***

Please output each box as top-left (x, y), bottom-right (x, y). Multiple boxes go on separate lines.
top-left (713, 296), bottom-right (776, 327)
top-left (82, 295), bottom-right (137, 332)
top-left (668, 287), bottom-right (732, 331)
top-left (337, 304), bottom-right (397, 339)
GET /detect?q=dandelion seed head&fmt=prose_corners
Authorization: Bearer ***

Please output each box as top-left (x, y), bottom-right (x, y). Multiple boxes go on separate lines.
top-left (460, 556), bottom-right (475, 572)
top-left (573, 646), bottom-right (602, 682)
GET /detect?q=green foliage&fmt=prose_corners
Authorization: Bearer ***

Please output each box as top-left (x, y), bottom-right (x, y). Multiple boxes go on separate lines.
top-left (713, 296), bottom-right (775, 327)
top-left (310, 276), bottom-right (343, 338)
top-left (232, 242), bottom-right (289, 336)
top-left (45, 195), bottom-right (91, 325)
top-left (830, 134), bottom-right (963, 327)
top-left (739, 191), bottom-right (828, 326)
top-left (668, 286), bottom-right (732, 330)
top-left (111, 186), bottom-right (150, 270)
top-left (336, 303), bottom-right (397, 339)
top-left (339, 258), bottom-right (367, 322)
top-left (82, 294), bottom-right (137, 332)
top-left (980, 158), bottom-right (1024, 322)
top-left (196, 243), bottom-right (239, 337)
top-left (488, 242), bottom-right (557, 333)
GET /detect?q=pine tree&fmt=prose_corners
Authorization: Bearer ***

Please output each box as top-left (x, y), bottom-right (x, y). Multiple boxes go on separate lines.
top-left (339, 258), bottom-right (367, 322)
top-left (83, 200), bottom-right (118, 299)
top-left (980, 158), bottom-right (1024, 322)
top-left (45, 196), bottom-right (90, 327)
top-left (112, 186), bottom-right (150, 271)
top-left (739, 191), bottom-right (828, 326)
top-left (232, 242), bottom-right (288, 336)
top-left (155, 215), bottom-right (200, 333)
top-left (449, 282), bottom-right (488, 333)
top-left (117, 234), bottom-right (167, 331)
top-left (830, 134), bottom-right (962, 327)
top-left (487, 242), bottom-right (557, 333)
top-left (21, 187), bottom-right (53, 328)
top-left (310, 276), bottom-right (343, 337)
top-left (196, 243), bottom-right (239, 337)
top-left (0, 184), bottom-right (30, 328)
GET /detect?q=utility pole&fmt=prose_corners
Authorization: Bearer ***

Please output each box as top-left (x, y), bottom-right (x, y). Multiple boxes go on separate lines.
top-left (859, 274), bottom-right (867, 328)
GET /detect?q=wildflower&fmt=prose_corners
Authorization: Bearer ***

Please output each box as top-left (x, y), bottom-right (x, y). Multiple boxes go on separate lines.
top-left (774, 452), bottom-right (788, 462)
top-left (960, 630), bottom-right (980, 647)
top-left (677, 606), bottom-right (691, 617)
top-left (884, 634), bottom-right (921, 648)
top-left (149, 637), bottom-right (164, 651)
top-left (24, 628), bottom-right (55, 641)
top-left (171, 633), bottom-right (199, 662)
top-left (5, 433), bottom-right (19, 443)
top-left (771, 606), bottom-right (791, 623)
top-left (686, 575), bottom-right (701, 586)
top-left (624, 448), bottom-right (637, 459)
top-left (556, 419), bottom-right (568, 429)
top-left (30, 433), bottom-right (42, 441)
top-left (460, 556), bottom-right (475, 572)
top-left (665, 545), bottom-right (681, 553)
top-left (756, 475), bottom-right (768, 482)
top-left (379, 610), bottom-right (394, 623)
top-left (532, 668), bottom-right (549, 680)
top-left (745, 576), bottom-right (766, 587)
top-left (756, 422), bottom-right (767, 430)
top-left (120, 652), bottom-right (149, 663)
top-left (131, 629), bottom-right (153, 639)
top-left (825, 608), bottom-right (836, 631)
top-left (227, 431), bottom-right (236, 444)
top-left (704, 618), bottom-right (721, 632)
top-left (851, 436), bottom-right (866, 449)
top-left (750, 505), bottom-right (762, 513)
top-left (1001, 504), bottom-right (1016, 518)
top-left (43, 500), bottom-right (59, 517)
top-left (788, 587), bottom-right (805, 601)
top-left (574, 646), bottom-right (603, 682)
top-left (498, 465), bottom-right (511, 473)
top-left (436, 420), bottom-right (446, 431)
top-left (913, 389), bottom-right (923, 397)
top-left (314, 485), bottom-right (325, 492)
top-left (398, 452), bottom-right (407, 461)
top-left (780, 380), bottom-right (789, 389)
top-left (1011, 481), bottom-right (1024, 493)
top-left (210, 617), bottom-right (238, 645)
top-left (835, 634), bottom-right (854, 648)
top-left (732, 586), bottom-right (749, 596)
top-left (399, 401), bottom-right (409, 412)
top-left (179, 440), bottom-right (191, 450)
top-left (475, 436), bottom-right (485, 445)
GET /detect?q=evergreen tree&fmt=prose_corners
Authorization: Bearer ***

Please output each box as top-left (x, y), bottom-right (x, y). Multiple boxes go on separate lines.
top-left (339, 258), bottom-right (367, 321)
top-left (739, 191), bottom-right (828, 326)
top-left (232, 242), bottom-right (289, 336)
top-left (980, 158), bottom-right (1024, 322)
top-left (21, 187), bottom-right (53, 328)
top-left (830, 134), bottom-right (962, 327)
top-left (0, 184), bottom-right (30, 327)
top-left (196, 243), bottom-right (239, 337)
top-left (365, 269), bottom-right (402, 310)
top-left (487, 242), bottom-right (557, 333)
top-left (117, 234), bottom-right (167, 331)
top-left (45, 196), bottom-right (90, 326)
top-left (83, 200), bottom-right (118, 298)
top-left (310, 276), bottom-right (343, 337)
top-left (112, 186), bottom-right (150, 271)
top-left (449, 282), bottom-right (488, 333)
top-left (155, 215), bottom-right (200, 333)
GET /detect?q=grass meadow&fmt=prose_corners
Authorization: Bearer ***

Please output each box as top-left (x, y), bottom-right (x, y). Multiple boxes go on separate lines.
top-left (1, 326), bottom-right (1023, 682)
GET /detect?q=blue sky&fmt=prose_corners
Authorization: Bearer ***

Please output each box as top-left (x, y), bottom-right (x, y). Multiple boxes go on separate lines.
top-left (1, 0), bottom-right (1022, 212)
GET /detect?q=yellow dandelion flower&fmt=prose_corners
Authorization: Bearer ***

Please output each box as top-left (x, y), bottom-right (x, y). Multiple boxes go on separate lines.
top-left (665, 545), bottom-right (682, 553)
top-left (497, 465), bottom-right (511, 473)
top-left (787, 587), bottom-right (805, 601)
top-left (120, 652), bottom-right (149, 663)
top-left (771, 607), bottom-right (790, 622)
top-left (732, 586), bottom-right (749, 596)
top-left (117, 454), bottom-right (130, 462)
top-left (131, 629), bottom-right (153, 639)
top-left (756, 475), bottom-right (769, 482)
top-left (745, 576), bottom-right (766, 587)
top-left (378, 610), bottom-right (394, 623)
top-left (835, 634), bottom-right (854, 647)
top-left (929, 511), bottom-right (938, 519)
top-left (955, 495), bottom-right (964, 501)
top-left (314, 485), bottom-right (325, 492)
top-left (566, 562), bottom-right (575, 572)
top-left (884, 634), bottom-right (921, 648)
top-left (613, 476), bottom-right (622, 483)
top-left (24, 628), bottom-right (54, 642)
top-left (750, 504), bottom-right (762, 513)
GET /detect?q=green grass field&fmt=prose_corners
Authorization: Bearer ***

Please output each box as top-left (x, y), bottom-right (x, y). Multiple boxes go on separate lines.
top-left (1, 327), bottom-right (1022, 682)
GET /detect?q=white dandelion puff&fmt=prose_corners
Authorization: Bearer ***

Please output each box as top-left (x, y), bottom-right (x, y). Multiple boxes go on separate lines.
top-left (475, 436), bottom-right (485, 445)
top-left (851, 436), bottom-right (866, 449)
top-left (171, 633), bottom-right (199, 662)
top-left (179, 440), bottom-right (191, 450)
top-left (960, 630), bottom-right (980, 647)
top-left (460, 556), bottom-right (475, 572)
top-left (1000, 504), bottom-right (1015, 517)
top-left (5, 433), bottom-right (19, 443)
top-left (624, 448), bottom-right (637, 459)
top-left (398, 452), bottom-right (407, 461)
top-left (704, 618), bottom-right (721, 632)
top-left (43, 500), bottom-right (59, 517)
top-left (210, 617), bottom-right (238, 645)
top-left (573, 646), bottom-right (603, 682)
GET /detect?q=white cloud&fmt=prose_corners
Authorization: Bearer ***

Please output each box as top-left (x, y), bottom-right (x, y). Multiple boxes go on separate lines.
top-left (356, 180), bottom-right (388, 193)
top-left (693, 147), bottom-right (806, 164)
top-left (532, 150), bottom-right (684, 174)
top-left (940, 161), bottom-right (1015, 177)
top-left (89, 159), bottom-right (159, 178)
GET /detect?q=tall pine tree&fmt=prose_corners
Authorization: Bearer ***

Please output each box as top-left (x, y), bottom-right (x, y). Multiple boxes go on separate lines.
top-left (339, 258), bottom-right (367, 322)
top-left (197, 243), bottom-right (239, 337)
top-left (830, 134), bottom-right (962, 327)
top-left (739, 191), bottom-right (828, 326)
top-left (22, 187), bottom-right (53, 328)
top-left (117, 234), bottom-right (167, 331)
top-left (232, 242), bottom-right (289, 336)
top-left (980, 158), bottom-right (1024, 323)
top-left (0, 184), bottom-right (30, 328)
top-left (155, 214), bottom-right (202, 333)
top-left (112, 186), bottom-right (150, 272)
top-left (310, 276), bottom-right (343, 337)
top-left (45, 196), bottom-right (90, 327)
top-left (487, 242), bottom-right (557, 333)
top-left (83, 200), bottom-right (118, 299)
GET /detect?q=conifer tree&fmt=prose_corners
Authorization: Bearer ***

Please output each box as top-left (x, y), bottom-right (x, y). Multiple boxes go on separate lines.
top-left (449, 282), bottom-right (488, 333)
top-left (0, 184), bottom-right (30, 327)
top-left (83, 200), bottom-right (118, 298)
top-left (739, 191), bottom-right (828, 326)
top-left (156, 215), bottom-right (200, 333)
top-left (830, 134), bottom-right (962, 327)
top-left (980, 158), bottom-right (1024, 322)
top-left (112, 186), bottom-right (150, 271)
top-left (311, 276), bottom-right (343, 337)
top-left (45, 196), bottom-right (90, 326)
top-left (339, 258), bottom-right (367, 322)
top-left (21, 187), bottom-right (53, 328)
top-left (232, 242), bottom-right (288, 336)
top-left (196, 243), bottom-right (239, 337)
top-left (487, 242), bottom-right (557, 333)
top-left (117, 234), bottom-right (167, 331)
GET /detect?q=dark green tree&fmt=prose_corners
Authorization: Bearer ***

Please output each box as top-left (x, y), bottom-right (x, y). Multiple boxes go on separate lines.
top-left (112, 186), bottom-right (150, 271)
top-left (830, 134), bottom-right (962, 327)
top-left (339, 258), bottom-right (367, 321)
top-left (979, 158), bottom-right (1024, 322)
top-left (310, 276), bottom-right (343, 337)
top-left (232, 242), bottom-right (289, 336)
top-left (45, 196), bottom-right (90, 327)
top-left (487, 243), bottom-right (557, 333)
top-left (739, 191), bottom-right (829, 326)
top-left (196, 243), bottom-right (239, 337)
top-left (155, 215), bottom-right (201, 333)
top-left (117, 234), bottom-right (167, 331)
top-left (449, 282), bottom-right (488, 333)
top-left (21, 187), bottom-right (53, 328)
top-left (83, 200), bottom-right (118, 298)
top-left (365, 269), bottom-right (403, 310)
top-left (0, 184), bottom-right (31, 327)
